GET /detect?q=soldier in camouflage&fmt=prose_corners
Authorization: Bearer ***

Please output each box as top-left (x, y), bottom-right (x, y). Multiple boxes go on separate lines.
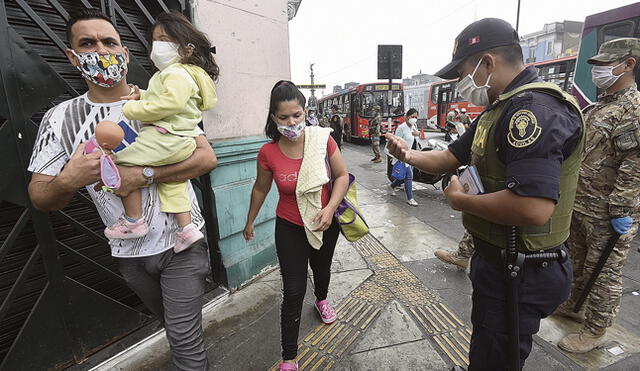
top-left (555, 38), bottom-right (640, 354)
top-left (369, 105), bottom-right (382, 163)
top-left (434, 230), bottom-right (475, 270)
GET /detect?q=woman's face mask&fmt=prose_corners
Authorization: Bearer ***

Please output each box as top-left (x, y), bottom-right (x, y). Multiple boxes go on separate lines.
top-left (272, 101), bottom-right (306, 141)
top-left (277, 121), bottom-right (305, 141)
top-left (72, 50), bottom-right (128, 88)
top-left (408, 118), bottom-right (418, 126)
top-left (456, 58), bottom-right (492, 107)
top-left (592, 61), bottom-right (627, 90)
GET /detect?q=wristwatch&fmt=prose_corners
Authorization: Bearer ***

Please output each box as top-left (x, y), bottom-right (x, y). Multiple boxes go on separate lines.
top-left (142, 167), bottom-right (155, 185)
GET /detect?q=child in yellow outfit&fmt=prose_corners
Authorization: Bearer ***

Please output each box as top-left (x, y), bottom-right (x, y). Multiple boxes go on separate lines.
top-left (104, 12), bottom-right (219, 253)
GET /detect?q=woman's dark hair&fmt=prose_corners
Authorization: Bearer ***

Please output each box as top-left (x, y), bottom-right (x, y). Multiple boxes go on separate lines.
top-left (265, 80), bottom-right (306, 141)
top-left (331, 104), bottom-right (338, 111)
top-left (406, 108), bottom-right (418, 117)
top-left (149, 11), bottom-right (220, 81)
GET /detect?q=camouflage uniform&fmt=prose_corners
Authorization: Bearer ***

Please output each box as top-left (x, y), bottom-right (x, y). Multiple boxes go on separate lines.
top-left (369, 107), bottom-right (382, 160)
top-left (457, 230), bottom-right (475, 258)
top-left (565, 83), bottom-right (640, 332)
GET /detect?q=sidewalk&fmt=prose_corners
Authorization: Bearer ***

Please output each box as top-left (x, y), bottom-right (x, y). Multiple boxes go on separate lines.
top-left (91, 143), bottom-right (640, 370)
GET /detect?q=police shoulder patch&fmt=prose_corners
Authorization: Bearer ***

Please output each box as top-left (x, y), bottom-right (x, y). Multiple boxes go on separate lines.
top-left (507, 109), bottom-right (542, 148)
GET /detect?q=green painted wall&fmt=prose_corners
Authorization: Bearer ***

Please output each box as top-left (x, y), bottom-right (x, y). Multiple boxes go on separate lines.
top-left (210, 136), bottom-right (278, 289)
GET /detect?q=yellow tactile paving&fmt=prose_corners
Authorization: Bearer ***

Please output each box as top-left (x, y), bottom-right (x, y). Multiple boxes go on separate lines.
top-left (269, 233), bottom-right (471, 370)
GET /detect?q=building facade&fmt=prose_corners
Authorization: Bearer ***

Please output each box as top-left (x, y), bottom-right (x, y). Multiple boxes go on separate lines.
top-left (520, 21), bottom-right (583, 63)
top-left (193, 0), bottom-right (293, 289)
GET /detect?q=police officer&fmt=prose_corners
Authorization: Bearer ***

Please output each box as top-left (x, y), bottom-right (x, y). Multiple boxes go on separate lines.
top-left (369, 105), bottom-right (382, 163)
top-left (329, 104), bottom-right (343, 149)
top-left (554, 38), bottom-right (640, 354)
top-left (386, 18), bottom-right (584, 370)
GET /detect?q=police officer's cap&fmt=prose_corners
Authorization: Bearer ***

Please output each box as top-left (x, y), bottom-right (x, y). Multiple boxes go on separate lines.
top-left (587, 37), bottom-right (640, 64)
top-left (435, 18), bottom-right (520, 79)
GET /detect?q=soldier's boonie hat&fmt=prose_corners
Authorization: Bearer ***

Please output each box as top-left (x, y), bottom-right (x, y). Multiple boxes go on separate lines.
top-left (373, 105), bottom-right (381, 110)
top-left (587, 37), bottom-right (640, 64)
top-left (435, 18), bottom-right (520, 79)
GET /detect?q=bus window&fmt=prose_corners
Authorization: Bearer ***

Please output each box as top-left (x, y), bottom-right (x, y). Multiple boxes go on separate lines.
top-left (452, 85), bottom-right (463, 102)
top-left (360, 91), bottom-right (403, 117)
top-left (344, 94), bottom-right (350, 113)
top-left (361, 92), bottom-right (374, 117)
top-left (600, 20), bottom-right (636, 44)
top-left (431, 85), bottom-right (440, 104)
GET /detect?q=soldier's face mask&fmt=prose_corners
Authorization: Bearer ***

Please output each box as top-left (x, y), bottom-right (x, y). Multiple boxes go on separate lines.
top-left (591, 61), bottom-right (627, 90)
top-left (457, 58), bottom-right (492, 107)
top-left (72, 50), bottom-right (128, 88)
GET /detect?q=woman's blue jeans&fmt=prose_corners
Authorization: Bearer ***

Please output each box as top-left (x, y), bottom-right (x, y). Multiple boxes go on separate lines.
top-left (390, 164), bottom-right (413, 200)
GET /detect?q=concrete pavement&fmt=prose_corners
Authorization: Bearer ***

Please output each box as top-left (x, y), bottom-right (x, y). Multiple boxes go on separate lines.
top-left (92, 141), bottom-right (640, 371)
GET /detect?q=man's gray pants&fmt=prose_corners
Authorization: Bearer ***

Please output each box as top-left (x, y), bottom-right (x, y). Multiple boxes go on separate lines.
top-left (118, 240), bottom-right (210, 370)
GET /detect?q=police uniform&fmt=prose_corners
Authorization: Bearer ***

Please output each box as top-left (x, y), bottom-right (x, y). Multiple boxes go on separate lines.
top-left (436, 18), bottom-right (585, 370)
top-left (556, 38), bottom-right (640, 354)
top-left (369, 107), bottom-right (382, 161)
top-left (329, 112), bottom-right (343, 148)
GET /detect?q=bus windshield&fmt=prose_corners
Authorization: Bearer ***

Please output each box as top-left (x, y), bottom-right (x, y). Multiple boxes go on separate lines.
top-left (360, 90), bottom-right (404, 118)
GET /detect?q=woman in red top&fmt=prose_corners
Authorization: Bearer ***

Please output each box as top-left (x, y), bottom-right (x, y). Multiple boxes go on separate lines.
top-left (243, 81), bottom-right (349, 371)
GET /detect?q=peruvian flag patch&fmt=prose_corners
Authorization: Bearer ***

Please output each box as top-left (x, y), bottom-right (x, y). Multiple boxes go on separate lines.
top-left (469, 36), bottom-right (480, 45)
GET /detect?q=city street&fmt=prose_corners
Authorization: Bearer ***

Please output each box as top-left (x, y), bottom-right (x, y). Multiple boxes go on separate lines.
top-left (95, 141), bottom-right (640, 371)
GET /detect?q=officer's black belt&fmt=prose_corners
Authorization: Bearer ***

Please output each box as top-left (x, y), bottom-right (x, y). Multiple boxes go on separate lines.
top-left (473, 236), bottom-right (563, 266)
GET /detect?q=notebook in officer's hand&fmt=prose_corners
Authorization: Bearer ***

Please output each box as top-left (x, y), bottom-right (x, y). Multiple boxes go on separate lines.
top-left (458, 165), bottom-right (484, 195)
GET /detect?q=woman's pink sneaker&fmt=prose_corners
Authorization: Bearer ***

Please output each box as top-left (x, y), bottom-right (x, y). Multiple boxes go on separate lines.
top-left (315, 299), bottom-right (337, 324)
top-left (278, 362), bottom-right (298, 370)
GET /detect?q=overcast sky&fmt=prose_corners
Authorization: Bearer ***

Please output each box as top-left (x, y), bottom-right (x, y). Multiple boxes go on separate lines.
top-left (289, 0), bottom-right (635, 99)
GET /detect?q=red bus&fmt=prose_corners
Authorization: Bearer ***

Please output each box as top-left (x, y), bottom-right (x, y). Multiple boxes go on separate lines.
top-left (529, 55), bottom-right (576, 92)
top-left (426, 80), bottom-right (484, 130)
top-left (318, 82), bottom-right (404, 142)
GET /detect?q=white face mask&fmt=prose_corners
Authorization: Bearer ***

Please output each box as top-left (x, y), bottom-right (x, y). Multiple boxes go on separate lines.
top-left (408, 118), bottom-right (418, 126)
top-left (457, 58), bottom-right (492, 106)
top-left (150, 41), bottom-right (181, 70)
top-left (277, 121), bottom-right (305, 141)
top-left (591, 61), bottom-right (627, 90)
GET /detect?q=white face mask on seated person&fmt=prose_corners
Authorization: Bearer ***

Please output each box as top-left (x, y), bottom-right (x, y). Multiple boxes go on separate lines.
top-left (408, 118), bottom-right (418, 126)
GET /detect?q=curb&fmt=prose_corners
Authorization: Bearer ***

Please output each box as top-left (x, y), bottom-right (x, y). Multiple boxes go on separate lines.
top-left (89, 287), bottom-right (230, 370)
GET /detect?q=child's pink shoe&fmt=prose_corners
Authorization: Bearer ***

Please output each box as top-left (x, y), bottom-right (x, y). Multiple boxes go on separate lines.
top-left (174, 223), bottom-right (204, 253)
top-left (105, 216), bottom-right (149, 239)
top-left (278, 362), bottom-right (298, 371)
top-left (315, 299), bottom-right (337, 324)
